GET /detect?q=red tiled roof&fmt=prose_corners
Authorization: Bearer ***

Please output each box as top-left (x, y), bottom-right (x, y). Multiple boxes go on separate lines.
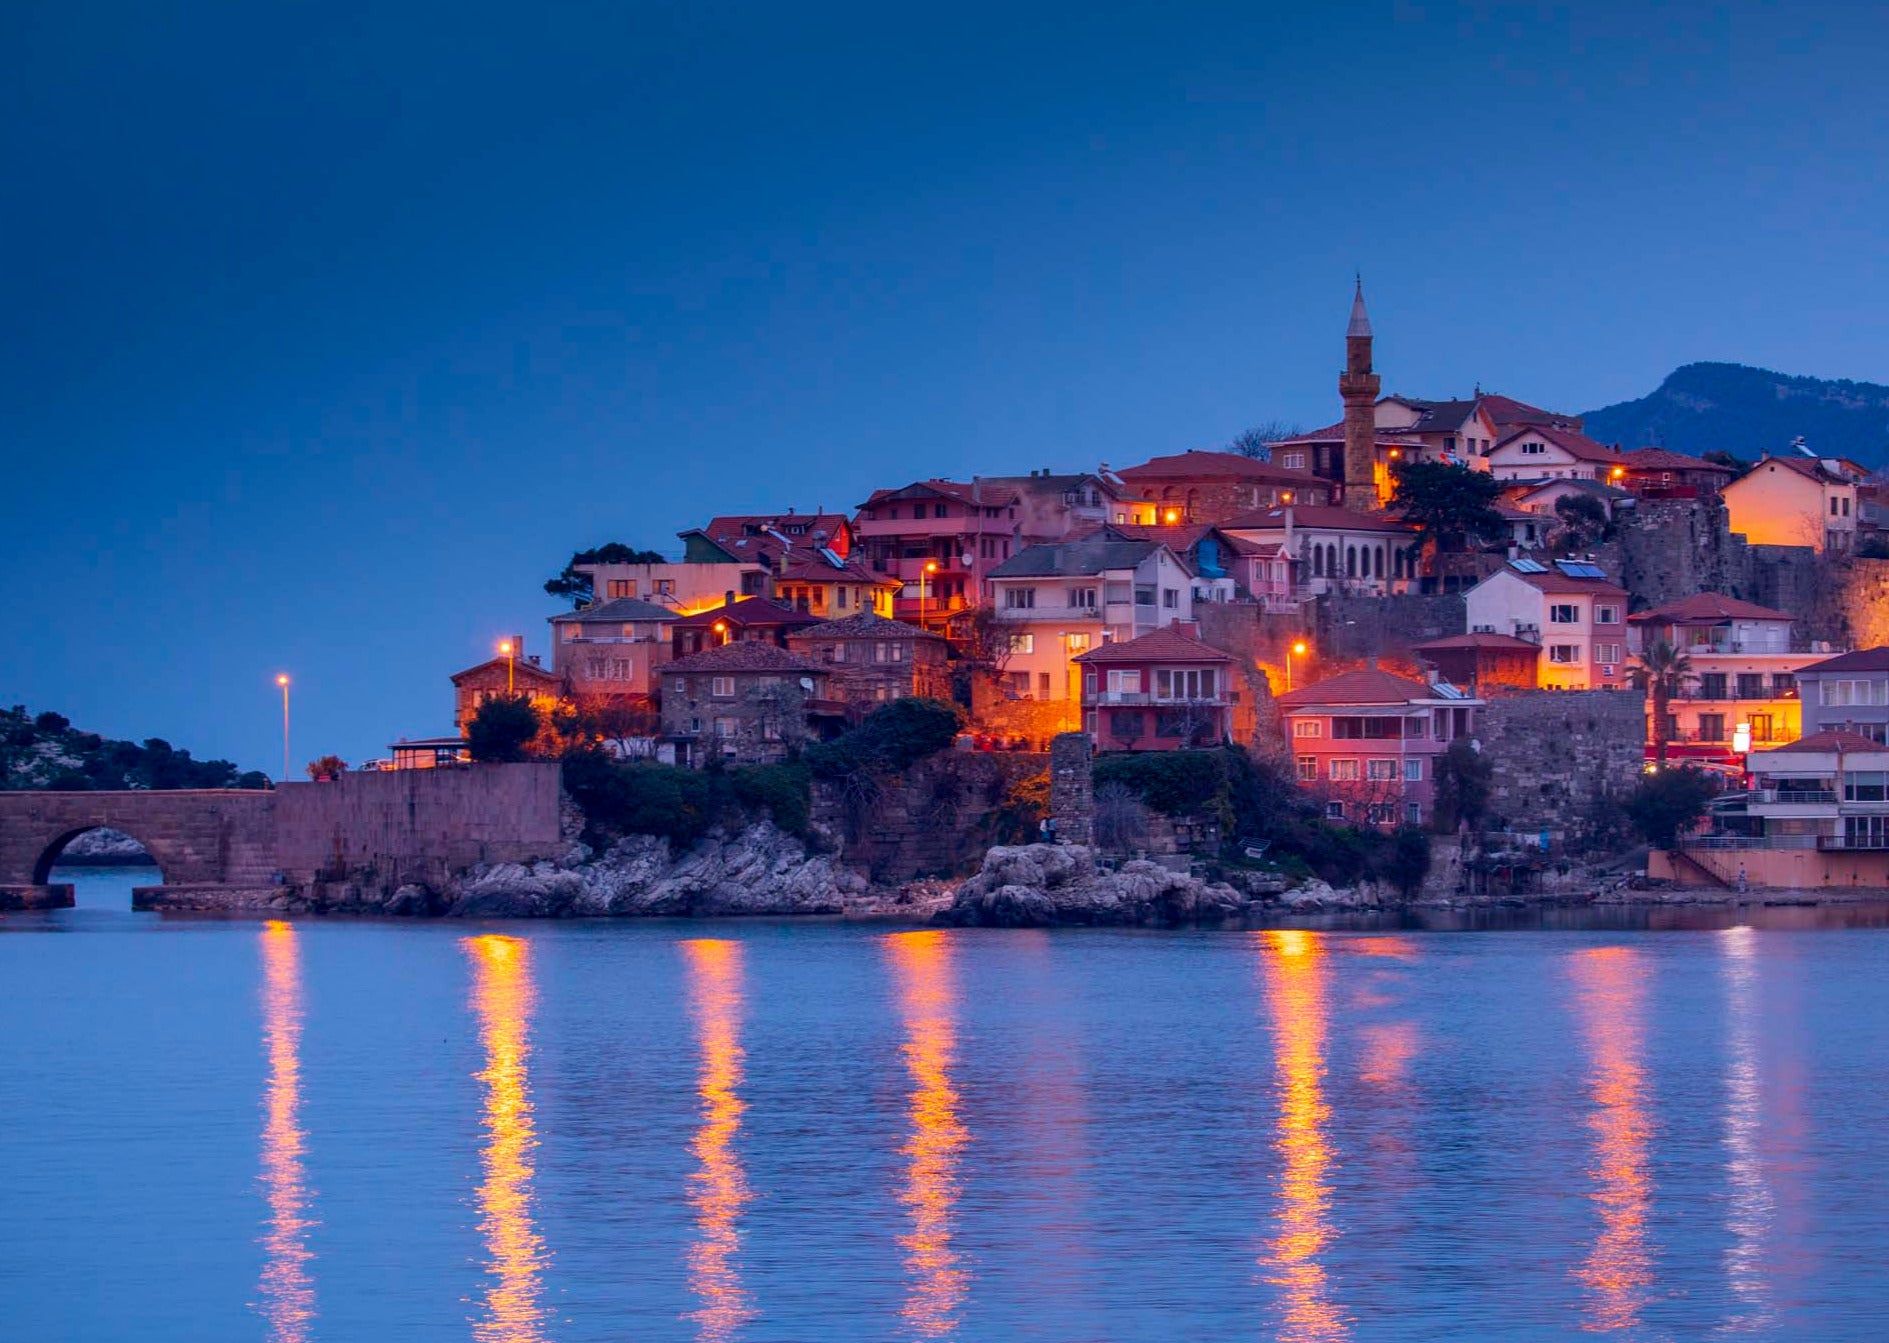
top-left (1496, 566), bottom-right (1629, 597)
top-left (789, 612), bottom-right (942, 641)
top-left (1412, 633), bottom-right (1542, 653)
top-left (1745, 455), bottom-right (1850, 486)
top-left (666, 643), bottom-right (826, 675)
top-left (1071, 625), bottom-right (1235, 665)
top-left (858, 479), bottom-right (1023, 510)
top-left (1796, 647), bottom-right (1889, 675)
top-left (1115, 450), bottom-right (1323, 486)
top-left (1268, 420), bottom-right (1423, 448)
top-left (1275, 669), bottom-right (1436, 707)
top-left (448, 657), bottom-right (562, 686)
top-left (1477, 393), bottom-right (1576, 431)
top-left (671, 597), bottom-right (821, 629)
top-left (1628, 593), bottom-right (1792, 624)
top-left (1750, 730), bottom-right (1887, 757)
top-left (1493, 424), bottom-right (1623, 465)
top-left (1621, 447), bottom-right (1733, 474)
top-left (689, 513), bottom-right (852, 564)
top-left (1220, 504), bottom-right (1417, 534)
top-left (771, 556), bottom-right (897, 585)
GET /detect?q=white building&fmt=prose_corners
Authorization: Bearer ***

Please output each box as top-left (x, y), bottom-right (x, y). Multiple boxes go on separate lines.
top-left (1487, 424), bottom-right (1626, 484)
top-left (1221, 503), bottom-right (1421, 597)
top-left (1463, 558), bottom-right (1631, 690)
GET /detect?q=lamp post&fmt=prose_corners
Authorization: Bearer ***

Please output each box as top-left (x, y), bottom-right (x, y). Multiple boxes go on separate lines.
top-left (498, 640), bottom-right (515, 694)
top-left (275, 675), bottom-right (291, 782)
top-left (922, 559), bottom-right (939, 628)
top-left (1287, 640), bottom-right (1308, 693)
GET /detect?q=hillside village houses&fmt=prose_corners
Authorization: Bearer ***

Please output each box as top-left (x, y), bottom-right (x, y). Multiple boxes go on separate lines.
top-left (430, 279), bottom-right (1889, 870)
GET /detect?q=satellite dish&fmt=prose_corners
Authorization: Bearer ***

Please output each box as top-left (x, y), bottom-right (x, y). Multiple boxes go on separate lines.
top-left (960, 553), bottom-right (974, 568)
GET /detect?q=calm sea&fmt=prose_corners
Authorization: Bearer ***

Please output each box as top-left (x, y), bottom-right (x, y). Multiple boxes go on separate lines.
top-left (4, 867), bottom-right (1887, 1341)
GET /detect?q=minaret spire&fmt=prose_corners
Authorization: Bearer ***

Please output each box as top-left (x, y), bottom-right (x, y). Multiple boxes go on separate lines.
top-left (1339, 276), bottom-right (1381, 511)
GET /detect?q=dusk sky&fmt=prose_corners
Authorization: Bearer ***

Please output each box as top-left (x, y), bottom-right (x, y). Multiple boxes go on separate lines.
top-left (5, 1), bottom-right (1885, 773)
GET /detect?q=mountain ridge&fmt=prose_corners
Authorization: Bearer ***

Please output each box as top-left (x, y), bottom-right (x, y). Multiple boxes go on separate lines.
top-left (1581, 362), bottom-right (1889, 466)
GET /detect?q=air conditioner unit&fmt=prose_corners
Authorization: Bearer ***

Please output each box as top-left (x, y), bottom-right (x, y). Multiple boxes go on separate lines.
top-left (1601, 665), bottom-right (1616, 677)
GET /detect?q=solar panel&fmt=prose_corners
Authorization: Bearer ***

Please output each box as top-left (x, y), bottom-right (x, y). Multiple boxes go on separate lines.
top-left (1555, 559), bottom-right (1607, 579)
top-left (1510, 558), bottom-right (1547, 573)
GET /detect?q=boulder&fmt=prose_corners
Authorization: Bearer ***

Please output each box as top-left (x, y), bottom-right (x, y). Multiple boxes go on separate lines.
top-left (938, 843), bottom-right (1256, 927)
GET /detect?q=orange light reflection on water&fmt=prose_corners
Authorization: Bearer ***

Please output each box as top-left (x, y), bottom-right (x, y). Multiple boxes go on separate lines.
top-left (1719, 926), bottom-right (1775, 1330)
top-left (1256, 929), bottom-right (1348, 1342)
top-left (682, 939), bottom-right (755, 1339)
top-left (257, 920), bottom-right (316, 1342)
top-left (465, 934), bottom-right (550, 1343)
top-left (886, 930), bottom-right (970, 1337)
top-left (1569, 945), bottom-right (1654, 1333)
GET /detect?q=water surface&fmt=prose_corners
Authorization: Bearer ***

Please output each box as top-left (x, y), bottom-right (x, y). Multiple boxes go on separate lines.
top-left (3, 868), bottom-right (1886, 1340)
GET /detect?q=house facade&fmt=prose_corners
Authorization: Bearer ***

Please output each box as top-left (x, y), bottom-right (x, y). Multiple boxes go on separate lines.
top-left (770, 553), bottom-right (899, 620)
top-left (853, 479), bottom-right (1025, 625)
top-left (547, 597), bottom-right (675, 701)
top-left (1411, 632), bottom-right (1541, 694)
top-left (985, 535), bottom-right (1197, 707)
top-left (1487, 424), bottom-right (1626, 483)
top-left (1628, 593), bottom-right (1818, 764)
top-left (449, 645), bottom-right (562, 734)
top-left (1114, 449), bottom-right (1330, 524)
top-left (970, 471), bottom-right (1152, 537)
top-left (785, 612), bottom-right (951, 711)
top-left (1275, 668), bottom-right (1480, 828)
top-left (670, 596), bottom-right (821, 659)
top-left (1463, 559), bottom-right (1631, 690)
top-left (1072, 625), bottom-right (1236, 751)
top-left (1795, 647), bottom-right (1889, 743)
top-left (1722, 456), bottom-right (1858, 553)
top-left (1617, 448), bottom-right (1734, 500)
top-left (1374, 396), bottom-right (1500, 466)
top-left (580, 559), bottom-right (765, 613)
top-left (1742, 731), bottom-right (1889, 860)
top-left (659, 643), bottom-right (838, 767)
top-left (1221, 504), bottom-right (1421, 597)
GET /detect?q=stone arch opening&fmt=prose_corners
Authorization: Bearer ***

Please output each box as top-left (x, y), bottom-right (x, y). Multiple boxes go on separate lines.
top-left (32, 827), bottom-right (162, 889)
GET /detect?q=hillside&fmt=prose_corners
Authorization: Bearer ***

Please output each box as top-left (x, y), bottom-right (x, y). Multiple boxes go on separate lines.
top-left (0, 706), bottom-right (270, 791)
top-left (1583, 362), bottom-right (1889, 466)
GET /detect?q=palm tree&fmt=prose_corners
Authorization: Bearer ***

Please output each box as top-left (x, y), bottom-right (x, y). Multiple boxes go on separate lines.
top-left (1633, 640), bottom-right (1694, 767)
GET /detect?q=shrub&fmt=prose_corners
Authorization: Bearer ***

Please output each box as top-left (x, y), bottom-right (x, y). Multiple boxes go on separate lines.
top-left (1092, 749), bottom-right (1232, 818)
top-left (1624, 765), bottom-right (1718, 849)
top-left (1432, 738), bottom-right (1493, 833)
top-left (305, 754), bottom-right (349, 781)
top-left (805, 697), bottom-right (965, 780)
top-left (467, 696), bottom-right (542, 763)
top-left (991, 770), bottom-right (1051, 844)
top-left (560, 752), bottom-right (814, 847)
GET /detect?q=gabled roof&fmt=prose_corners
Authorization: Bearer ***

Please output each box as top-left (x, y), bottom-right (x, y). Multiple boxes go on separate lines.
top-left (1398, 399), bottom-right (1485, 433)
top-left (1750, 730), bottom-right (1887, 758)
top-left (683, 512), bottom-right (852, 565)
top-left (1512, 478), bottom-right (1634, 504)
top-left (1621, 447), bottom-right (1733, 474)
top-left (551, 597), bottom-right (676, 624)
top-left (1796, 647), bottom-right (1889, 675)
top-left (449, 657), bottom-right (562, 687)
top-left (1268, 420), bottom-right (1423, 448)
top-left (1115, 450), bottom-right (1324, 486)
top-left (1220, 504), bottom-right (1417, 535)
top-left (665, 643), bottom-right (826, 675)
top-left (1412, 632), bottom-right (1542, 654)
top-left (789, 612), bottom-right (942, 642)
top-left (1493, 424), bottom-right (1623, 464)
top-left (771, 554), bottom-right (897, 586)
top-left (1089, 521), bottom-right (1220, 551)
top-left (1071, 625), bottom-right (1234, 665)
top-left (972, 471), bottom-right (1128, 500)
top-left (671, 597), bottom-right (821, 630)
top-left (1477, 393), bottom-right (1577, 432)
top-left (1628, 593), bottom-right (1793, 625)
top-left (987, 535), bottom-right (1170, 579)
top-left (858, 479), bottom-right (1023, 510)
top-left (1276, 669), bottom-right (1441, 708)
top-left (1740, 455), bottom-right (1852, 487)
top-left (1482, 564), bottom-right (1628, 598)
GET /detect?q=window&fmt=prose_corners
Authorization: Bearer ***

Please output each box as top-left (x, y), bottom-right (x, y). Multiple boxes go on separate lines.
top-left (1066, 633), bottom-right (1091, 654)
top-left (1845, 771), bottom-right (1889, 802)
top-left (1548, 645), bottom-right (1581, 664)
top-left (1822, 679), bottom-right (1888, 706)
top-left (607, 579), bottom-right (636, 598)
top-left (1111, 710), bottom-right (1144, 738)
top-left (1072, 587), bottom-right (1097, 609)
top-left (671, 677), bottom-right (687, 694)
top-left (1007, 633), bottom-right (1035, 655)
top-left (1749, 713), bottom-right (1772, 742)
top-left (1135, 587), bottom-right (1156, 606)
top-left (1293, 719), bottom-right (1323, 738)
top-left (1325, 801), bottom-right (1346, 820)
top-left (836, 587), bottom-right (848, 610)
top-left (1549, 604), bottom-right (1579, 624)
top-left (1831, 497), bottom-right (1840, 516)
top-left (1736, 673), bottom-right (1765, 698)
top-left (1366, 759), bottom-right (1398, 781)
top-left (1521, 441), bottom-right (1546, 455)
top-left (1594, 643), bottom-right (1622, 665)
top-left (1162, 588), bottom-right (1179, 609)
top-left (562, 624), bottom-right (579, 642)
top-left (1282, 451), bottom-right (1306, 470)
top-left (612, 658), bottom-right (632, 679)
top-left (712, 716), bottom-right (738, 737)
top-left (1699, 673), bottom-right (1727, 699)
top-left (1595, 604), bottom-right (1620, 624)
top-left (934, 503), bottom-right (948, 518)
top-left (1406, 802), bottom-right (1423, 824)
top-left (1296, 755), bottom-right (1318, 781)
top-left (654, 579), bottom-right (675, 596)
top-left (1107, 670), bottom-right (1141, 694)
top-left (1773, 673), bottom-right (1795, 694)
top-left (1105, 582), bottom-right (1132, 604)
top-left (1699, 714), bottom-right (1726, 742)
top-left (1038, 671), bottom-right (1052, 697)
top-left (1003, 588), bottom-right (1037, 609)
top-left (1366, 804), bottom-right (1396, 825)
top-left (1330, 759), bottom-right (1360, 781)
top-left (1403, 757), bottom-right (1424, 782)
top-left (710, 676), bottom-right (736, 698)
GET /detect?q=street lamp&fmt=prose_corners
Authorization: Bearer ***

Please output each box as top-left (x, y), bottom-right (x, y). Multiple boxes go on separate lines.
top-left (275, 675), bottom-right (290, 782)
top-left (498, 639), bottom-right (515, 694)
top-left (922, 559), bottom-right (939, 627)
top-left (1287, 640), bottom-right (1308, 693)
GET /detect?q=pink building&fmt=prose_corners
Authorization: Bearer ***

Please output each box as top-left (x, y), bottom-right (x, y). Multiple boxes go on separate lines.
top-left (854, 479), bottom-right (1026, 627)
top-left (1275, 668), bottom-right (1481, 827)
top-left (1073, 625), bottom-right (1237, 751)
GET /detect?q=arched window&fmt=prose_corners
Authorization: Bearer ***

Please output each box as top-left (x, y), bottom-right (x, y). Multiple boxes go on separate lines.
top-left (1346, 546), bottom-right (1358, 578)
top-left (1312, 545), bottom-right (1324, 577)
top-left (1374, 546), bottom-right (1385, 580)
top-left (1327, 543), bottom-right (1339, 576)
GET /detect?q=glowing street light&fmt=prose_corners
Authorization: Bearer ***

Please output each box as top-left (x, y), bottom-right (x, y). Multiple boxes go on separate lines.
top-left (275, 675), bottom-right (291, 783)
top-left (921, 559), bottom-right (939, 627)
top-left (1163, 508), bottom-right (1181, 525)
top-left (498, 639), bottom-right (515, 694)
top-left (1287, 640), bottom-right (1309, 693)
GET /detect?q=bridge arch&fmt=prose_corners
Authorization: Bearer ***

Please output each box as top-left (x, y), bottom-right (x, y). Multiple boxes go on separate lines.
top-left (32, 826), bottom-right (163, 887)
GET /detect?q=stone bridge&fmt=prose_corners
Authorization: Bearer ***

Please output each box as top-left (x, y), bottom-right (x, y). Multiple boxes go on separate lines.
top-left (0, 764), bottom-right (567, 910)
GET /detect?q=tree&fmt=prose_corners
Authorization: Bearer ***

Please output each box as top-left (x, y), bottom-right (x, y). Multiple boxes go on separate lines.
top-left (1623, 765), bottom-right (1717, 849)
top-left (566, 695), bottom-right (660, 757)
top-left (305, 754), bottom-right (348, 781)
top-left (544, 543), bottom-right (669, 607)
top-left (1632, 640), bottom-right (1694, 767)
top-left (1227, 421), bottom-right (1304, 460)
top-left (467, 696), bottom-right (542, 763)
top-left (1377, 826), bottom-right (1432, 898)
top-left (1389, 461), bottom-right (1510, 556)
top-left (1552, 493), bottom-right (1611, 550)
top-left (1431, 738), bottom-right (1493, 834)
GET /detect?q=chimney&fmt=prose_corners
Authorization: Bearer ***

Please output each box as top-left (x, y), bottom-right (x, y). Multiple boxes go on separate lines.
top-left (724, 590), bottom-right (736, 608)
top-left (511, 634), bottom-right (526, 659)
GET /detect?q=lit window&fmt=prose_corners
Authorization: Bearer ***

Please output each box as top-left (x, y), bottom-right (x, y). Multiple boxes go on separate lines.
top-left (1293, 719), bottom-right (1323, 738)
top-left (1548, 644), bottom-right (1581, 664)
top-left (710, 676), bottom-right (736, 697)
top-left (1330, 759), bottom-right (1360, 781)
top-left (1366, 759), bottom-right (1398, 781)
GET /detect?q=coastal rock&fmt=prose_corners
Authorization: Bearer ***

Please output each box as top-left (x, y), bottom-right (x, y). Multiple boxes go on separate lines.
top-left (937, 844), bottom-right (1251, 927)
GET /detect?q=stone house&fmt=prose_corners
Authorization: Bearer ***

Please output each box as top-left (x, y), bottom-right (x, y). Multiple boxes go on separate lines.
top-left (786, 612), bottom-right (951, 712)
top-left (659, 643), bottom-right (840, 767)
top-left (1463, 559), bottom-right (1630, 690)
top-left (1072, 624), bottom-right (1236, 751)
top-left (1113, 449), bottom-right (1330, 525)
top-left (546, 597), bottom-right (675, 701)
top-left (1275, 668), bottom-right (1481, 828)
top-left (968, 470), bottom-right (1153, 538)
top-left (1411, 632), bottom-right (1541, 695)
top-left (1722, 455), bottom-right (1858, 554)
top-left (448, 640), bottom-right (562, 734)
top-left (671, 595), bottom-right (821, 659)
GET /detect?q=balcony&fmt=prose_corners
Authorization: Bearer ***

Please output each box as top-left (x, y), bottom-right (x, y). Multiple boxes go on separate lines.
top-left (1755, 789), bottom-right (1837, 805)
top-left (1667, 687), bottom-right (1799, 702)
top-left (1681, 834), bottom-right (1820, 850)
top-left (1088, 692), bottom-right (1229, 707)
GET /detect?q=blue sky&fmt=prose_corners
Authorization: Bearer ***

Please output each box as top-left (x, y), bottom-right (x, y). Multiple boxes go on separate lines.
top-left (4, 1), bottom-right (1885, 773)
